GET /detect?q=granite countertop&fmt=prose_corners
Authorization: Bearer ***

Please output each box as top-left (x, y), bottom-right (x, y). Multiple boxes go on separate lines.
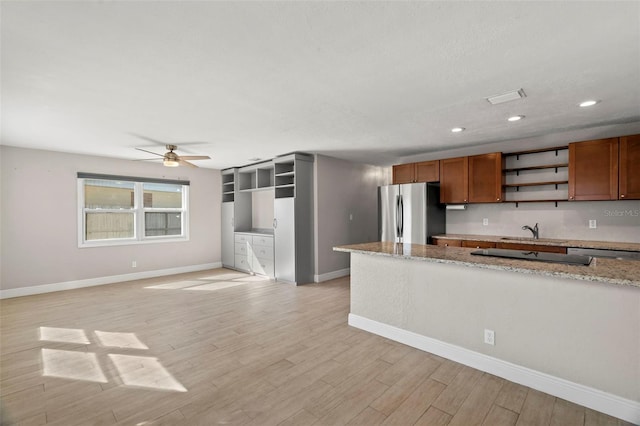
top-left (334, 241), bottom-right (640, 288)
top-left (432, 234), bottom-right (640, 252)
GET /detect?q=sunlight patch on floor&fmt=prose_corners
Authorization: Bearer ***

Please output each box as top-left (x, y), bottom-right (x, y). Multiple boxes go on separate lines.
top-left (94, 331), bottom-right (148, 349)
top-left (144, 280), bottom-right (204, 290)
top-left (39, 327), bottom-right (186, 392)
top-left (185, 281), bottom-right (253, 291)
top-left (198, 272), bottom-right (248, 281)
top-left (42, 348), bottom-right (108, 383)
top-left (231, 275), bottom-right (271, 282)
top-left (39, 326), bottom-right (90, 344)
top-left (108, 354), bottom-right (187, 392)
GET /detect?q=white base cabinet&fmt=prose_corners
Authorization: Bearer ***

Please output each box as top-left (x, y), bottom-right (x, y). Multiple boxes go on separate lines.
top-left (234, 232), bottom-right (274, 277)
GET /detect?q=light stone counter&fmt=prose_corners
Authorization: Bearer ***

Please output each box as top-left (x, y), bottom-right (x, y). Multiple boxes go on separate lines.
top-left (334, 241), bottom-right (640, 288)
top-left (433, 233), bottom-right (640, 252)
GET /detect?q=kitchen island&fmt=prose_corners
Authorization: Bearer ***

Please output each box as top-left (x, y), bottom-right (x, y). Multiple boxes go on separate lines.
top-left (334, 242), bottom-right (640, 424)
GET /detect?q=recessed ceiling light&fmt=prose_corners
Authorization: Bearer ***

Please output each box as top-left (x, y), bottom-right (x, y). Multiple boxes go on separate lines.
top-left (248, 157), bottom-right (262, 161)
top-left (507, 115), bottom-right (525, 122)
top-left (451, 127), bottom-right (465, 133)
top-left (579, 100), bottom-right (599, 107)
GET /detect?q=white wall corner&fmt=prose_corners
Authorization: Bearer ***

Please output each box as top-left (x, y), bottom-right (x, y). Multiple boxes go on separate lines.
top-left (0, 262), bottom-right (222, 299)
top-left (348, 313), bottom-right (640, 425)
top-left (314, 268), bottom-right (350, 283)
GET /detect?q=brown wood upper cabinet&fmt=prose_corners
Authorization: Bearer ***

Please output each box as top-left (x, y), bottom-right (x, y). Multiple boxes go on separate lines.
top-left (440, 156), bottom-right (468, 203)
top-left (469, 152), bottom-right (503, 203)
top-left (440, 153), bottom-right (503, 204)
top-left (568, 138), bottom-right (619, 201)
top-left (619, 134), bottom-right (640, 200)
top-left (392, 160), bottom-right (439, 184)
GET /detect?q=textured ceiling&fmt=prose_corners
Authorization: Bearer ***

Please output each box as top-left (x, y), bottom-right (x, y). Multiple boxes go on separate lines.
top-left (2, 1), bottom-right (639, 169)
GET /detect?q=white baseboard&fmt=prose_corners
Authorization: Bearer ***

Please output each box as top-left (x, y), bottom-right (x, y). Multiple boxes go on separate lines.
top-left (314, 268), bottom-right (350, 283)
top-left (348, 314), bottom-right (640, 424)
top-left (0, 262), bottom-right (222, 299)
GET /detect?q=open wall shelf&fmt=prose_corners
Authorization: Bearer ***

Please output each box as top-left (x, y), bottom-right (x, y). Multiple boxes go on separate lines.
top-left (222, 170), bottom-right (236, 202)
top-left (274, 160), bottom-right (296, 198)
top-left (502, 146), bottom-right (569, 207)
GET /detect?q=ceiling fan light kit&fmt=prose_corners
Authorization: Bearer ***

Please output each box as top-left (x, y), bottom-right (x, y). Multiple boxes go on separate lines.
top-left (163, 159), bottom-right (180, 167)
top-left (134, 143), bottom-right (210, 168)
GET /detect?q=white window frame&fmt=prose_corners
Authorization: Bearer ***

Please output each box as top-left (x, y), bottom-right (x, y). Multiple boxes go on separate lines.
top-left (78, 177), bottom-right (189, 248)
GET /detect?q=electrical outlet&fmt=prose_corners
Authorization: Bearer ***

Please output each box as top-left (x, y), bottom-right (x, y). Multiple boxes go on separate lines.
top-left (484, 329), bottom-right (495, 345)
top-left (589, 219), bottom-right (597, 229)
top-left (131, 261), bottom-right (137, 268)
top-left (482, 218), bottom-right (489, 226)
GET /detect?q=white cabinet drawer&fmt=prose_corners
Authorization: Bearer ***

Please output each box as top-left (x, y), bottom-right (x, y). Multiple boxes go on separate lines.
top-left (235, 233), bottom-right (251, 244)
top-left (235, 242), bottom-right (248, 255)
top-left (252, 235), bottom-right (273, 248)
top-left (252, 258), bottom-right (274, 277)
top-left (251, 245), bottom-right (273, 260)
top-left (234, 254), bottom-right (251, 272)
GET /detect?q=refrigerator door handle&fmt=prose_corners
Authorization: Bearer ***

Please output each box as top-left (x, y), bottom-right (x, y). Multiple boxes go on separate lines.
top-left (395, 195), bottom-right (400, 240)
top-left (399, 195), bottom-right (404, 240)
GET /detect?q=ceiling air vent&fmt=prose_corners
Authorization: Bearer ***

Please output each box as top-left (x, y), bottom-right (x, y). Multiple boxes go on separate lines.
top-left (486, 89), bottom-right (526, 105)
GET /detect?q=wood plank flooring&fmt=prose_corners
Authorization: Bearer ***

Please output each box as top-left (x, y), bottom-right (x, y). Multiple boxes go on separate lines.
top-left (0, 269), bottom-right (632, 425)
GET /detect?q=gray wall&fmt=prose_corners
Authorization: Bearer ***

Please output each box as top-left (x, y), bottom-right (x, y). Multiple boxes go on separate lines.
top-left (0, 146), bottom-right (221, 290)
top-left (446, 201), bottom-right (640, 243)
top-left (313, 154), bottom-right (389, 279)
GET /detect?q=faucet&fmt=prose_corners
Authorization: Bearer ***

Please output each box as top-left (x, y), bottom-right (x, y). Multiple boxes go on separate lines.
top-left (522, 223), bottom-right (539, 239)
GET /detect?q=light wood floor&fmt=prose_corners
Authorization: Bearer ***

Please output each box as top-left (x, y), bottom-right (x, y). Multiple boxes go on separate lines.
top-left (0, 269), bottom-right (631, 426)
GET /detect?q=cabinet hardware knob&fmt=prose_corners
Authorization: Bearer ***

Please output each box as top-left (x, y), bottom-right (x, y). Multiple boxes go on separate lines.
top-left (621, 194), bottom-right (625, 198)
top-left (445, 243), bottom-right (448, 247)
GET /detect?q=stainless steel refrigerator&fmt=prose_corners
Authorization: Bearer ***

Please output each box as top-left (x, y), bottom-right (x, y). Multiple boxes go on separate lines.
top-left (379, 182), bottom-right (445, 244)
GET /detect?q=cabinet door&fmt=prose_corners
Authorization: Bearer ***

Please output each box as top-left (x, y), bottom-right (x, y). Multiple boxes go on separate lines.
top-left (274, 198), bottom-right (295, 283)
top-left (440, 157), bottom-right (469, 203)
top-left (392, 163), bottom-right (415, 184)
top-left (415, 160), bottom-right (440, 183)
top-left (221, 203), bottom-right (235, 267)
top-left (469, 153), bottom-right (503, 203)
top-left (569, 138), bottom-right (619, 201)
top-left (619, 134), bottom-right (640, 200)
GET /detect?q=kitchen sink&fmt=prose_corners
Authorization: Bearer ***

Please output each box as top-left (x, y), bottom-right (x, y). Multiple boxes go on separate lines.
top-left (471, 248), bottom-right (592, 265)
top-left (499, 237), bottom-right (566, 243)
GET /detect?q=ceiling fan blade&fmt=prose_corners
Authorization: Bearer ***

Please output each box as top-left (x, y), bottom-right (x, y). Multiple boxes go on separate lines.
top-left (135, 147), bottom-right (164, 157)
top-left (179, 155), bottom-right (210, 160)
top-left (179, 159), bottom-right (198, 168)
top-left (134, 158), bottom-right (163, 161)
top-left (130, 133), bottom-right (169, 146)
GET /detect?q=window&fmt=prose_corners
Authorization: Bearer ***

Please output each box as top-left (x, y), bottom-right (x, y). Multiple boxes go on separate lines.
top-left (78, 174), bottom-right (189, 247)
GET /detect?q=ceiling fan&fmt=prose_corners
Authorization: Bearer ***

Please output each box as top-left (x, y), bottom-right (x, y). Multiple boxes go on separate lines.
top-left (135, 145), bottom-right (210, 168)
